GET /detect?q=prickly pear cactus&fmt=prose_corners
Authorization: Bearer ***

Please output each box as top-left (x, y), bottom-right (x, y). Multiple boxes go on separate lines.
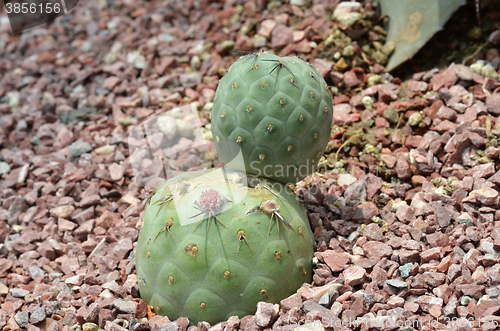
top-left (211, 52), bottom-right (333, 184)
top-left (136, 168), bottom-right (314, 325)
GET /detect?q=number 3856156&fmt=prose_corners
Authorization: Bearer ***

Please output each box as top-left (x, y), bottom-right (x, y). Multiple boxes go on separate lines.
top-left (5, 2), bottom-right (61, 14)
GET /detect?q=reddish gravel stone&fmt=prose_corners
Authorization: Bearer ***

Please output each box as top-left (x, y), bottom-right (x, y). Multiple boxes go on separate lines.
top-left (474, 299), bottom-right (500, 318)
top-left (377, 85), bottom-right (398, 102)
top-left (420, 247), bottom-right (442, 263)
top-left (254, 302), bottom-right (279, 327)
top-left (452, 64), bottom-right (474, 80)
top-left (363, 241), bottom-right (393, 260)
top-left (343, 265), bottom-right (366, 286)
top-left (271, 25), bottom-right (293, 50)
top-left (73, 207), bottom-right (95, 224)
top-left (258, 19), bottom-right (277, 38)
top-left (322, 251), bottom-right (350, 272)
top-left (50, 205), bottom-right (75, 219)
top-left (415, 295), bottom-right (443, 313)
top-left (486, 93), bottom-right (500, 115)
top-left (105, 321), bottom-right (128, 331)
top-left (467, 162), bottom-right (496, 178)
top-left (343, 70), bottom-right (360, 88)
top-left (426, 232), bottom-right (449, 247)
top-left (430, 71), bottom-right (457, 91)
top-left (108, 163), bottom-right (125, 181)
top-left (423, 272), bottom-right (446, 287)
top-left (58, 218), bottom-right (77, 231)
top-left (380, 154), bottom-right (397, 168)
top-left (395, 205), bottom-right (416, 224)
top-left (280, 293), bottom-right (302, 312)
top-left (79, 195), bottom-right (102, 208)
top-left (103, 76), bottom-right (121, 91)
top-left (407, 80), bottom-right (428, 92)
top-left (404, 301), bottom-right (420, 313)
top-left (332, 111), bottom-right (354, 126)
top-left (456, 284), bottom-right (486, 299)
top-left (113, 299), bottom-right (137, 314)
top-left (395, 154), bottom-right (412, 181)
top-left (374, 116), bottom-right (390, 128)
top-left (312, 58), bottom-right (333, 78)
top-left (362, 223), bottom-right (384, 241)
top-left (433, 119), bottom-right (458, 133)
top-left (333, 103), bottom-right (353, 114)
top-left (387, 296), bottom-right (405, 308)
top-left (436, 106), bottom-right (457, 121)
top-left (464, 188), bottom-right (499, 205)
top-left (398, 249), bottom-right (420, 264)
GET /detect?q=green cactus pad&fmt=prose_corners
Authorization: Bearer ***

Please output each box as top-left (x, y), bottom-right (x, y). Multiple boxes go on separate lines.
top-left (211, 52), bottom-right (333, 184)
top-left (136, 168), bottom-right (314, 325)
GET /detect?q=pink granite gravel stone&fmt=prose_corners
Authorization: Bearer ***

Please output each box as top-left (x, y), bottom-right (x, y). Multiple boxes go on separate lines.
top-left (108, 163), bottom-right (125, 181)
top-left (333, 103), bottom-right (353, 114)
top-left (437, 255), bottom-right (453, 273)
top-left (430, 71), bottom-right (458, 91)
top-left (103, 76), bottom-right (121, 90)
top-left (332, 111), bottom-right (353, 126)
top-left (467, 162), bottom-right (496, 178)
top-left (452, 64), bottom-right (475, 80)
top-left (312, 58), bottom-right (333, 78)
top-left (433, 119), bottom-right (458, 133)
top-left (377, 85), bottom-right (398, 102)
top-left (343, 70), bottom-right (360, 88)
top-left (387, 296), bottom-right (405, 308)
top-left (280, 293), bottom-right (302, 312)
top-left (415, 295), bottom-right (444, 313)
top-left (254, 302), bottom-right (279, 327)
top-left (343, 265), bottom-right (366, 286)
top-left (395, 205), bottom-right (417, 224)
top-left (464, 188), bottom-right (499, 205)
top-left (380, 154), bottom-right (397, 168)
top-left (50, 205), bottom-right (75, 219)
top-left (474, 300), bottom-right (500, 318)
top-left (395, 155), bottom-right (412, 181)
top-left (271, 24), bottom-right (293, 49)
top-left (322, 251), bottom-right (350, 272)
top-left (362, 223), bottom-right (384, 241)
top-left (407, 80), bottom-right (428, 92)
top-left (436, 106), bottom-right (457, 121)
top-left (486, 93), bottom-right (500, 115)
top-left (363, 241), bottom-right (393, 260)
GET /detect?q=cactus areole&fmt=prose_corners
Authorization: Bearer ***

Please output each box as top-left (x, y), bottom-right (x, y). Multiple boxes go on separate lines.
top-left (211, 52), bottom-right (333, 184)
top-left (136, 169), bottom-right (314, 325)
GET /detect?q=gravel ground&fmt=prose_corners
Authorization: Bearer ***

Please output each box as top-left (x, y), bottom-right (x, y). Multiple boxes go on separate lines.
top-left (2, 1), bottom-right (500, 330)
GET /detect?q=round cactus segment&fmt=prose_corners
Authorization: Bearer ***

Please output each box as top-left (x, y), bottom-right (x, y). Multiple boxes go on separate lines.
top-left (136, 168), bottom-right (314, 325)
top-left (211, 52), bottom-right (333, 184)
